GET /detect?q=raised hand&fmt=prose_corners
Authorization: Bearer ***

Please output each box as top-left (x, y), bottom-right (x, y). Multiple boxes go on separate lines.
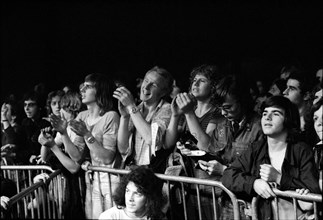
top-left (38, 127), bottom-right (55, 148)
top-left (171, 96), bottom-right (184, 117)
top-left (175, 92), bottom-right (197, 114)
top-left (69, 119), bottom-right (90, 137)
top-left (113, 86), bottom-right (136, 108)
top-left (49, 113), bottom-right (67, 134)
top-left (117, 100), bottom-right (129, 117)
top-left (1, 103), bottom-right (9, 121)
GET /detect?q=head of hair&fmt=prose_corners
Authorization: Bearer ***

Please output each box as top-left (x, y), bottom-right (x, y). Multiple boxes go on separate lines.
top-left (113, 165), bottom-right (165, 219)
top-left (288, 70), bottom-right (315, 95)
top-left (260, 96), bottom-right (301, 143)
top-left (271, 78), bottom-right (287, 95)
top-left (189, 64), bottom-right (222, 105)
top-left (146, 66), bottom-right (174, 99)
top-left (60, 91), bottom-right (82, 118)
top-left (23, 90), bottom-right (42, 105)
top-left (214, 75), bottom-right (254, 114)
top-left (46, 90), bottom-right (65, 116)
top-left (84, 73), bottom-right (116, 115)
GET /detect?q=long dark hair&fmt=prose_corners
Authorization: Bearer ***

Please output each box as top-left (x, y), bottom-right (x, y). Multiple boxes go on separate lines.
top-left (113, 165), bottom-right (165, 219)
top-left (84, 73), bottom-right (116, 116)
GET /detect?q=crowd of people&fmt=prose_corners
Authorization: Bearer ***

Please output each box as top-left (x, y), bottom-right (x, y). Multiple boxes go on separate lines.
top-left (1, 64), bottom-right (322, 219)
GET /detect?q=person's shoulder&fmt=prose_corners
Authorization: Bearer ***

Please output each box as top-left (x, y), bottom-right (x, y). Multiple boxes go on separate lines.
top-left (292, 141), bottom-right (312, 152)
top-left (102, 111), bottom-right (120, 122)
top-left (76, 110), bottom-right (89, 119)
top-left (99, 206), bottom-right (123, 220)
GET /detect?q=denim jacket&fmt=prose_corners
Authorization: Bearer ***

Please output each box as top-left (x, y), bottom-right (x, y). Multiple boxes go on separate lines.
top-left (208, 112), bottom-right (264, 166)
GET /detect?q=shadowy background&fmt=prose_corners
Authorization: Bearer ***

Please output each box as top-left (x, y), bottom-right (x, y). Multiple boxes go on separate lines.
top-left (1, 1), bottom-right (323, 101)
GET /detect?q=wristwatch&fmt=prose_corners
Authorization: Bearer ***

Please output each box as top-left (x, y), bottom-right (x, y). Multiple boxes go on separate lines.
top-left (129, 106), bottom-right (139, 114)
top-left (86, 135), bottom-right (95, 144)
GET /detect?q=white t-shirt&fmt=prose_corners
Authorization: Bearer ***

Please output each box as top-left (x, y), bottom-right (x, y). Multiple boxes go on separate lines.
top-left (99, 206), bottom-right (148, 220)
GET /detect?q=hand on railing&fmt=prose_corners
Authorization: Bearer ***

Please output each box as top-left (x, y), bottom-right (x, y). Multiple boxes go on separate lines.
top-left (0, 196), bottom-right (10, 210)
top-left (253, 179), bottom-right (276, 199)
top-left (81, 161), bottom-right (91, 171)
top-left (33, 173), bottom-right (50, 184)
top-left (296, 188), bottom-right (314, 211)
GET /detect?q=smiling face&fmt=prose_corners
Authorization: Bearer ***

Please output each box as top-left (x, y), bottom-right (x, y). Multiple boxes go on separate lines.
top-left (190, 74), bottom-right (212, 100)
top-left (140, 71), bottom-right (166, 105)
top-left (261, 106), bottom-right (286, 137)
top-left (80, 82), bottom-right (97, 105)
top-left (313, 105), bottom-right (323, 141)
top-left (124, 181), bottom-right (147, 218)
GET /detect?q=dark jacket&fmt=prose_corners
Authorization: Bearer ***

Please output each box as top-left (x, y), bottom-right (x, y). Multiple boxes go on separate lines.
top-left (222, 138), bottom-right (320, 218)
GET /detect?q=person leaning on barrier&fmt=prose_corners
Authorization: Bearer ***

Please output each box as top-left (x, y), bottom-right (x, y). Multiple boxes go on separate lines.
top-left (165, 64), bottom-right (223, 220)
top-left (193, 75), bottom-right (264, 176)
top-left (99, 165), bottom-right (166, 220)
top-left (48, 73), bottom-right (120, 219)
top-left (222, 96), bottom-right (320, 220)
top-left (38, 91), bottom-right (86, 219)
top-left (113, 66), bottom-right (174, 173)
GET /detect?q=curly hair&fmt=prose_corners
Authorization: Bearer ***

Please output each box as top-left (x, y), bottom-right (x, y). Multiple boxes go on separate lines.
top-left (112, 165), bottom-right (165, 219)
top-left (189, 64), bottom-right (222, 105)
top-left (46, 90), bottom-right (64, 116)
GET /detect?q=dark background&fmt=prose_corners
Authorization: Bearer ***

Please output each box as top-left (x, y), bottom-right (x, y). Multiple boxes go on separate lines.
top-left (1, 1), bottom-right (323, 102)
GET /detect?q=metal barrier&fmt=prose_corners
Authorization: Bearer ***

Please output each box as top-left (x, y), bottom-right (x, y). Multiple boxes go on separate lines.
top-left (1, 165), bottom-right (55, 194)
top-left (86, 165), bottom-right (241, 220)
top-left (251, 188), bottom-right (322, 220)
top-left (3, 169), bottom-right (65, 219)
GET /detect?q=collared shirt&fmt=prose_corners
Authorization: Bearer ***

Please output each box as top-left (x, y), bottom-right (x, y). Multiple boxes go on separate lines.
top-left (208, 112), bottom-right (264, 165)
top-left (127, 99), bottom-right (171, 166)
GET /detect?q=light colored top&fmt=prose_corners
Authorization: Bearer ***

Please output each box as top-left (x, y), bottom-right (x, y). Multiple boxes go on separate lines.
top-left (126, 100), bottom-right (171, 166)
top-left (99, 206), bottom-right (148, 220)
top-left (75, 110), bottom-right (120, 181)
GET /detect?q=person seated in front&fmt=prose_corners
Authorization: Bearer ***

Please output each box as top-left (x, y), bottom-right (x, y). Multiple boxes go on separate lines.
top-left (222, 96), bottom-right (320, 220)
top-left (99, 165), bottom-right (166, 220)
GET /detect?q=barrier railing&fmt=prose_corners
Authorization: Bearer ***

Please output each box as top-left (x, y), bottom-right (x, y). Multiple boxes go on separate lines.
top-left (3, 169), bottom-right (65, 219)
top-left (251, 188), bottom-right (322, 220)
top-left (86, 165), bottom-right (241, 220)
top-left (1, 165), bottom-right (55, 194)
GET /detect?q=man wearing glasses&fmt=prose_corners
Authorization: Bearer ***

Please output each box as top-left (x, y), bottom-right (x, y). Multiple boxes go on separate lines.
top-left (194, 75), bottom-right (264, 219)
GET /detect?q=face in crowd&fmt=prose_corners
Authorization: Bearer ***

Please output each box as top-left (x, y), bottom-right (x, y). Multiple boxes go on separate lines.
top-left (140, 70), bottom-right (167, 105)
top-left (190, 74), bottom-right (212, 101)
top-left (24, 99), bottom-right (39, 119)
top-left (313, 105), bottom-right (323, 141)
top-left (219, 94), bottom-right (242, 122)
top-left (261, 106), bottom-right (286, 138)
top-left (124, 181), bottom-right (147, 218)
top-left (80, 82), bottom-right (96, 105)
top-left (283, 78), bottom-right (303, 107)
top-left (50, 95), bottom-right (61, 116)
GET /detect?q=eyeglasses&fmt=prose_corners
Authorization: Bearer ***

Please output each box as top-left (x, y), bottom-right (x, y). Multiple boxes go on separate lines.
top-left (219, 104), bottom-right (233, 112)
